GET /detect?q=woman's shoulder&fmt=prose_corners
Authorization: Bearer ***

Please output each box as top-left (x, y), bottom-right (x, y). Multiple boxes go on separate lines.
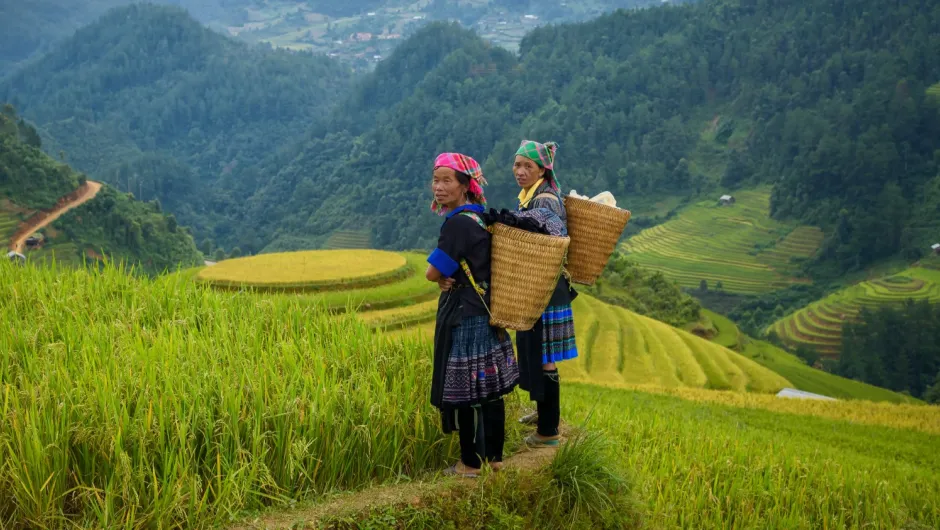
top-left (443, 211), bottom-right (488, 234)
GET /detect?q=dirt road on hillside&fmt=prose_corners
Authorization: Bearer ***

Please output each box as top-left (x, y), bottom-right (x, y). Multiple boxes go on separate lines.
top-left (9, 181), bottom-right (103, 253)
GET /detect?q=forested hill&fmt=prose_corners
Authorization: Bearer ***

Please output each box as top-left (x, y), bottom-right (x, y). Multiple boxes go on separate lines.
top-left (246, 0), bottom-right (940, 266)
top-left (0, 3), bottom-right (353, 246)
top-left (1, 105), bottom-right (203, 273)
top-left (3, 0), bottom-right (940, 276)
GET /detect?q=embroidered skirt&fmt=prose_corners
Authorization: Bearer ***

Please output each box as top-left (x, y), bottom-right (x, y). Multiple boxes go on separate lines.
top-left (540, 304), bottom-right (578, 364)
top-left (442, 316), bottom-right (520, 405)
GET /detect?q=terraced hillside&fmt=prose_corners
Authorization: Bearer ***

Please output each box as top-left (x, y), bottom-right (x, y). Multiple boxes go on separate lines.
top-left (563, 294), bottom-right (789, 393)
top-left (621, 189), bottom-right (823, 294)
top-left (198, 249), bottom-right (440, 327)
top-left (701, 309), bottom-right (918, 403)
top-left (769, 268), bottom-right (940, 357)
top-left (0, 209), bottom-right (21, 242)
top-left (392, 290), bottom-right (790, 394)
top-left (323, 230), bottom-right (371, 250)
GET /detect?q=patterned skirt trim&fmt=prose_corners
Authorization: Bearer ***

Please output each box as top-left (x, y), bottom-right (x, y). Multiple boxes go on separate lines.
top-left (442, 315), bottom-right (520, 406)
top-left (541, 304), bottom-right (578, 365)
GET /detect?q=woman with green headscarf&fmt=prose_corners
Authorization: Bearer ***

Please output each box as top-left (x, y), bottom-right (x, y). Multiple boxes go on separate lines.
top-left (512, 139), bottom-right (578, 447)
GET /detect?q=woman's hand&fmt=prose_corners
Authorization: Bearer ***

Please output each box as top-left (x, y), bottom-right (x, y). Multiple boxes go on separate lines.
top-left (438, 278), bottom-right (455, 291)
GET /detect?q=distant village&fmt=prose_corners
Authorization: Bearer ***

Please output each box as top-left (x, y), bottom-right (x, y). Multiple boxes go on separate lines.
top-left (223, 2), bottom-right (558, 70)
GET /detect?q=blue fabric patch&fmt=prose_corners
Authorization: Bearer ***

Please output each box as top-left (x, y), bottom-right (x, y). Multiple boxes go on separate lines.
top-left (446, 203), bottom-right (485, 219)
top-left (428, 248), bottom-right (459, 277)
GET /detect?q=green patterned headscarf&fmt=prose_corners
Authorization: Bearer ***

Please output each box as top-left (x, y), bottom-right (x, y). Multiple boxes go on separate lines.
top-left (515, 140), bottom-right (559, 190)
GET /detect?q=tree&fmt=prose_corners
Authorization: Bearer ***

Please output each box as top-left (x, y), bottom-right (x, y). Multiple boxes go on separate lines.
top-left (925, 371), bottom-right (940, 404)
top-left (721, 150), bottom-right (751, 189)
top-left (699, 279), bottom-right (708, 291)
top-left (794, 345), bottom-right (821, 368)
top-left (213, 248), bottom-right (226, 261)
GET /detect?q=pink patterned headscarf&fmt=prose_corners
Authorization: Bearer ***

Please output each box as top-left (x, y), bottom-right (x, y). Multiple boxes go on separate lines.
top-left (431, 152), bottom-right (488, 215)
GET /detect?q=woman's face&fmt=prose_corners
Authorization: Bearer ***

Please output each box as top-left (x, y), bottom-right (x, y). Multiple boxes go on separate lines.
top-left (432, 167), bottom-right (468, 210)
top-left (513, 155), bottom-right (545, 189)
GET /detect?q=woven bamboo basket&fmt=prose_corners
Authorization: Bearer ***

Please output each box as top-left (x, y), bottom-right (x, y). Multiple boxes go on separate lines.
top-left (563, 196), bottom-right (631, 285)
top-left (488, 223), bottom-right (570, 331)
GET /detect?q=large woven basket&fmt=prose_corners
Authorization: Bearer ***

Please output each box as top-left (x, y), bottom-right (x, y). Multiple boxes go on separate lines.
top-left (488, 223), bottom-right (570, 331)
top-left (564, 196), bottom-right (631, 285)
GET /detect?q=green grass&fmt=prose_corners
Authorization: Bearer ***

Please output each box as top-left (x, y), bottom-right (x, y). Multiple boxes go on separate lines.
top-left (769, 267), bottom-right (940, 357)
top-left (0, 260), bottom-right (455, 528)
top-left (621, 188), bottom-right (823, 294)
top-left (699, 308), bottom-right (740, 348)
top-left (4, 260), bottom-right (940, 529)
top-left (562, 383), bottom-right (939, 529)
top-left (738, 338), bottom-right (920, 404)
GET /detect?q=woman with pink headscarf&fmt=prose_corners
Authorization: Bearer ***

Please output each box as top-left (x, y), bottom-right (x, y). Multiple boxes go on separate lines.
top-left (425, 152), bottom-right (519, 477)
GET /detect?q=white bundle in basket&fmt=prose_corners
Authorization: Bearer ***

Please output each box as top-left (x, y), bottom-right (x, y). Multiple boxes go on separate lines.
top-left (568, 189), bottom-right (618, 208)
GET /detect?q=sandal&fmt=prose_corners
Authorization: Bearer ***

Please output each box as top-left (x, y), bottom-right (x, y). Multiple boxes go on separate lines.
top-left (524, 433), bottom-right (561, 448)
top-left (442, 463), bottom-right (480, 478)
top-left (518, 411), bottom-right (538, 425)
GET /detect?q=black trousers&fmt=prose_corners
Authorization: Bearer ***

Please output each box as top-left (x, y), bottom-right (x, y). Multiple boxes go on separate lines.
top-left (456, 398), bottom-right (506, 468)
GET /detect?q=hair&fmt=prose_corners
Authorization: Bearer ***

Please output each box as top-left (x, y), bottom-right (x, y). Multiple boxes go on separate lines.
top-left (454, 171), bottom-right (484, 205)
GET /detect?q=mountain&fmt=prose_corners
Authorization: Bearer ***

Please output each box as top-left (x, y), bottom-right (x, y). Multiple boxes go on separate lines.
top-left (241, 0), bottom-right (940, 264)
top-left (1, 104), bottom-right (202, 273)
top-left (0, 1), bottom-right (253, 77)
top-left (5, 0), bottom-right (940, 278)
top-left (1, 3), bottom-right (353, 248)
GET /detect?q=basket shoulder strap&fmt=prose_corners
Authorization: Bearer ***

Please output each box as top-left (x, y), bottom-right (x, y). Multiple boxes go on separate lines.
top-left (459, 211), bottom-right (487, 230)
top-left (534, 192), bottom-right (560, 203)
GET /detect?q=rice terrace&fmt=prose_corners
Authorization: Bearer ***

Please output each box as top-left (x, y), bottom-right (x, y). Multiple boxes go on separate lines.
top-left (769, 267), bottom-right (940, 357)
top-left (3, 246), bottom-right (939, 529)
top-left (621, 189), bottom-right (824, 294)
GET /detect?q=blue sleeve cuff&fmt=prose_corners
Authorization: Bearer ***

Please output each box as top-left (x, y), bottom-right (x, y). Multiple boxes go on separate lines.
top-left (428, 248), bottom-right (459, 277)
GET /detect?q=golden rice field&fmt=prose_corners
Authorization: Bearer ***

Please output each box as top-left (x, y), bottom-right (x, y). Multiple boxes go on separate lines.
top-left (196, 249), bottom-right (410, 291)
top-left (562, 294), bottom-right (790, 393)
top-left (769, 267), bottom-right (940, 357)
top-left (4, 260), bottom-right (940, 529)
top-left (563, 383), bottom-right (939, 529)
top-left (621, 188), bottom-right (823, 294)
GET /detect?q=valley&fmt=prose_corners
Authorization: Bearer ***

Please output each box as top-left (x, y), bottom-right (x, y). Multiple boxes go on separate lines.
top-left (1, 0), bottom-right (940, 527)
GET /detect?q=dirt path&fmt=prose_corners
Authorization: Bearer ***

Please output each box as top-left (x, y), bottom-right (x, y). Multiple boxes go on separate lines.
top-left (229, 427), bottom-right (565, 530)
top-left (8, 181), bottom-right (102, 252)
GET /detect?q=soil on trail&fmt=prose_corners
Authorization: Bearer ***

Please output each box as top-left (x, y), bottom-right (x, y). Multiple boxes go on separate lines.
top-left (8, 181), bottom-right (102, 252)
top-left (229, 430), bottom-right (565, 530)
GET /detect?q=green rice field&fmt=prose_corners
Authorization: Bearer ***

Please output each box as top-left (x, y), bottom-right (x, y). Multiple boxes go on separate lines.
top-left (3, 259), bottom-right (939, 529)
top-left (769, 267), bottom-right (940, 357)
top-left (0, 210), bottom-right (21, 242)
top-left (621, 188), bottom-right (824, 294)
top-left (323, 229), bottom-right (371, 250)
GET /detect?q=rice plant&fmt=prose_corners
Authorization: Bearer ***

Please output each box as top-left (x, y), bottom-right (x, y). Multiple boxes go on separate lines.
top-left (0, 260), bottom-right (454, 528)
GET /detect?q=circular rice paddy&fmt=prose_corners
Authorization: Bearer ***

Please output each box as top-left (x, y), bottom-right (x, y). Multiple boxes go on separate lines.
top-left (197, 249), bottom-right (410, 291)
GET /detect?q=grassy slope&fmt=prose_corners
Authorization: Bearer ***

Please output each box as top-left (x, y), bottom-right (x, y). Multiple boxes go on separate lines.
top-left (6, 261), bottom-right (939, 529)
top-left (699, 309), bottom-right (918, 404)
top-left (769, 267), bottom-right (940, 357)
top-left (562, 383), bottom-right (938, 528)
top-left (565, 294), bottom-right (790, 393)
top-left (621, 188), bottom-right (824, 294)
top-left (391, 291), bottom-right (790, 394)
